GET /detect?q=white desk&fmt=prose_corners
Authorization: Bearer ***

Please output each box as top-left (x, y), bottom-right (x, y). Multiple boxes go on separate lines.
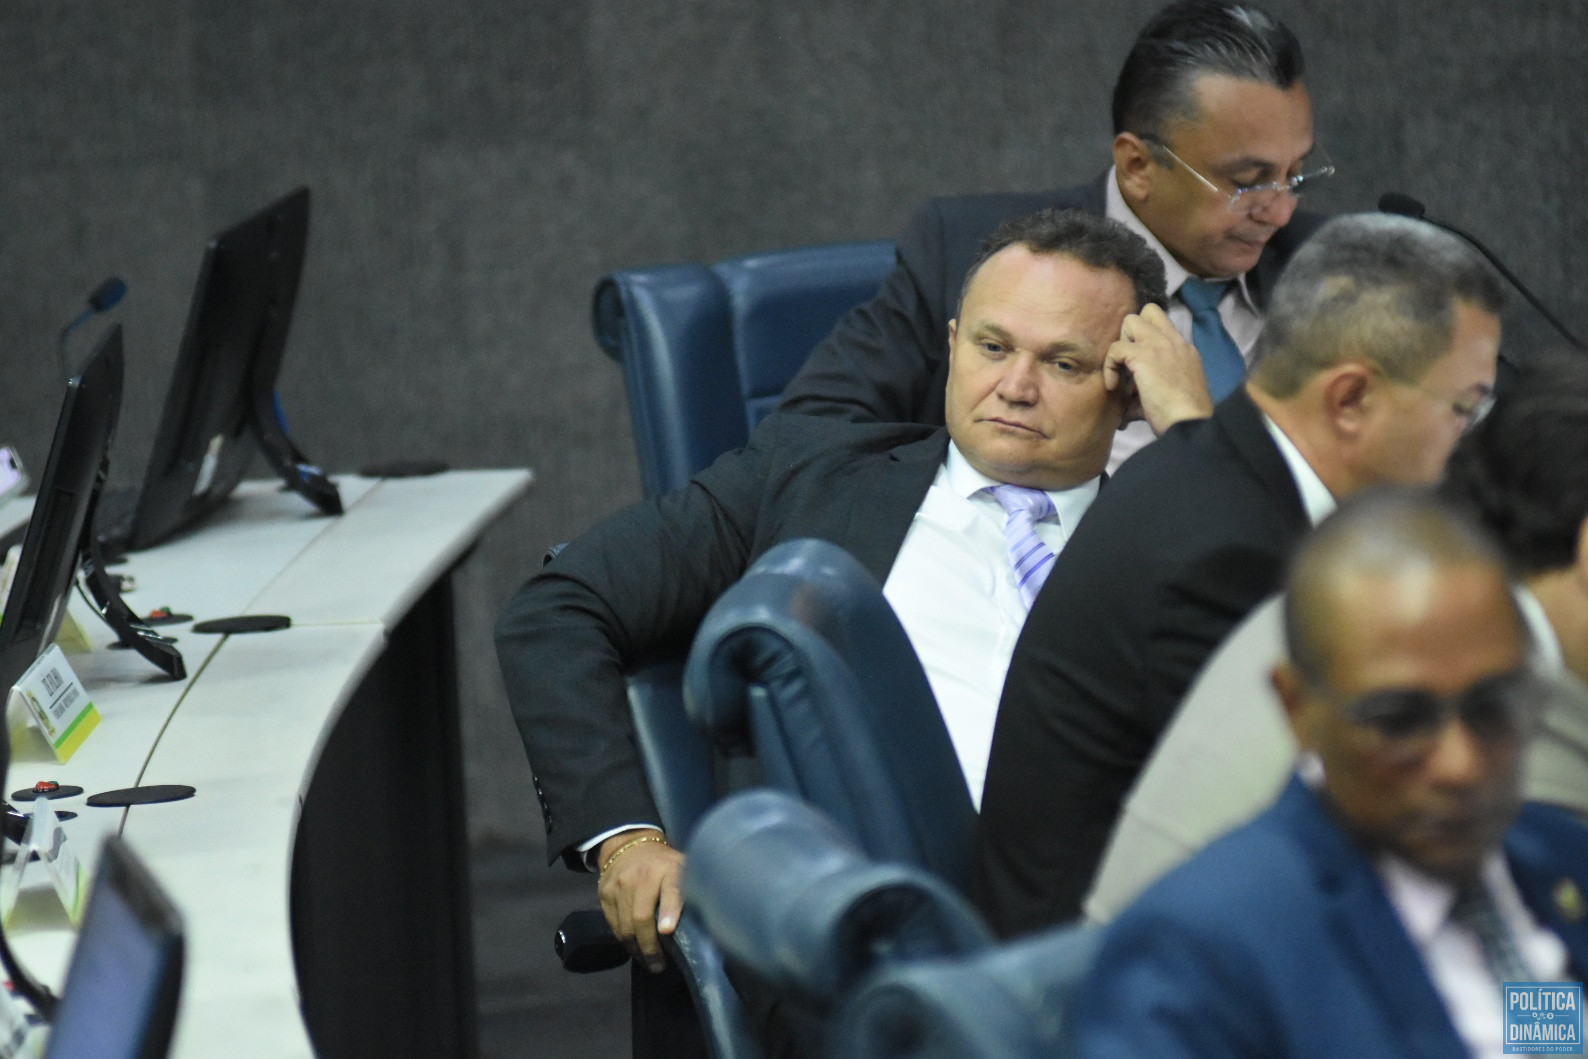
top-left (7, 469), bottom-right (531, 1058)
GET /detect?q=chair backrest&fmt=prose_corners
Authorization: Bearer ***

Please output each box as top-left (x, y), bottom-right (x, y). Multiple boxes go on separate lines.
top-left (832, 920), bottom-right (1103, 1059)
top-left (685, 790), bottom-right (991, 1005)
top-left (683, 539), bottom-right (978, 891)
top-left (592, 240), bottom-right (895, 496)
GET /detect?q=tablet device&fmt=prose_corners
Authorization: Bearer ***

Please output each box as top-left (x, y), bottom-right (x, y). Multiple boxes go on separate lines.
top-left (43, 836), bottom-right (184, 1059)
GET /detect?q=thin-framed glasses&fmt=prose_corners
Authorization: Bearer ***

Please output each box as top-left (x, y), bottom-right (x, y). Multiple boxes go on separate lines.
top-left (1147, 139), bottom-right (1335, 214)
top-left (1311, 665), bottom-right (1547, 767)
top-left (1367, 363), bottom-right (1496, 433)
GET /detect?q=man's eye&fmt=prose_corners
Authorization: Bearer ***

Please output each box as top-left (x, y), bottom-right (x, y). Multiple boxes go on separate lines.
top-left (981, 341), bottom-right (1006, 355)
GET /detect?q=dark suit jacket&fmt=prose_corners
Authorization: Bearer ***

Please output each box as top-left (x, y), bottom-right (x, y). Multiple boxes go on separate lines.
top-left (778, 174), bottom-right (1324, 427)
top-left (971, 386), bottom-right (1311, 934)
top-left (495, 413), bottom-right (945, 866)
top-left (1070, 779), bottom-right (1588, 1058)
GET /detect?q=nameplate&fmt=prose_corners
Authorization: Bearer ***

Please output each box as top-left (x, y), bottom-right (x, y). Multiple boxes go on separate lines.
top-left (8, 646), bottom-right (100, 763)
top-left (27, 799), bottom-right (86, 925)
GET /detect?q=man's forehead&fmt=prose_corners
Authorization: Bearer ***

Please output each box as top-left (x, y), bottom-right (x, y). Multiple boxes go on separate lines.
top-left (1319, 564), bottom-right (1523, 688)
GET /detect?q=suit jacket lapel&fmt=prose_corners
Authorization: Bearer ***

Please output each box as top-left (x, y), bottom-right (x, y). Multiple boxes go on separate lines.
top-left (839, 429), bottom-right (948, 583)
top-left (1212, 387), bottom-right (1310, 536)
top-left (1282, 781), bottom-right (1471, 1058)
top-left (1506, 803), bottom-right (1588, 979)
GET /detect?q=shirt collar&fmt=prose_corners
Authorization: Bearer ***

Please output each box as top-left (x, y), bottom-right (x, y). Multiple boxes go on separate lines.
top-left (1515, 584), bottom-right (1566, 674)
top-left (944, 442), bottom-right (1102, 529)
top-left (1377, 851), bottom-right (1515, 947)
top-left (1105, 165), bottom-right (1258, 309)
top-left (1260, 413), bottom-right (1336, 527)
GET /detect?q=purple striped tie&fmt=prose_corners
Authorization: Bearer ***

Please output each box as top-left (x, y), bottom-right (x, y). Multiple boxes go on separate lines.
top-left (989, 484), bottom-right (1058, 609)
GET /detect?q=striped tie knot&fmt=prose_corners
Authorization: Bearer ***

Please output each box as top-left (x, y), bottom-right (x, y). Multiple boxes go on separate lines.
top-left (989, 484), bottom-right (1058, 609)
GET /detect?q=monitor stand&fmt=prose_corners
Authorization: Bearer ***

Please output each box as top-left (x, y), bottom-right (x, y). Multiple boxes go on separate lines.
top-left (252, 393), bottom-right (343, 517)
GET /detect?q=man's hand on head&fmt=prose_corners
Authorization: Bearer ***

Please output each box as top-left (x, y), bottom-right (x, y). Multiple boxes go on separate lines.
top-left (596, 828), bottom-right (686, 974)
top-left (1104, 304), bottom-right (1215, 435)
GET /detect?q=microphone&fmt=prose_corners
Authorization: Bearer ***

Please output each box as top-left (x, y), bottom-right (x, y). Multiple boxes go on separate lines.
top-left (1377, 193), bottom-right (1583, 352)
top-left (57, 275), bottom-right (129, 378)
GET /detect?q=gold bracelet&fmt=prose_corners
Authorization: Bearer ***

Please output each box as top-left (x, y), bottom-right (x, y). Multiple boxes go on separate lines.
top-left (599, 834), bottom-right (667, 874)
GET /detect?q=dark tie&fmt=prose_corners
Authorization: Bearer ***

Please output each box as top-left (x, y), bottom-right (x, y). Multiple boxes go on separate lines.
top-left (1450, 882), bottom-right (1534, 985)
top-left (1178, 277), bottom-right (1246, 401)
top-left (988, 484), bottom-right (1058, 609)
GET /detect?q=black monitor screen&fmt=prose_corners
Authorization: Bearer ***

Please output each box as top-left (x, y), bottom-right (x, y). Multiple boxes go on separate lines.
top-left (44, 836), bottom-right (184, 1059)
top-left (0, 326), bottom-right (123, 696)
top-left (125, 186), bottom-right (310, 551)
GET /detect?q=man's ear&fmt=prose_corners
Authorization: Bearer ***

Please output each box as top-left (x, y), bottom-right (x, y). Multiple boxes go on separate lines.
top-left (1272, 660), bottom-right (1313, 745)
top-left (947, 318), bottom-right (958, 362)
top-left (1113, 133), bottom-right (1157, 203)
top-left (1317, 361), bottom-right (1376, 441)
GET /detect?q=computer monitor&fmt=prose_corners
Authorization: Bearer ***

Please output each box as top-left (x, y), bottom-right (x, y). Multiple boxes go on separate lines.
top-left (43, 836), bottom-right (185, 1059)
top-left (110, 185), bottom-right (339, 553)
top-left (0, 328), bottom-right (125, 696)
top-left (0, 326), bottom-right (184, 710)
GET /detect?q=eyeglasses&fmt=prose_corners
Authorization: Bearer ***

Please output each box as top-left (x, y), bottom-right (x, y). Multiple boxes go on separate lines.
top-left (1314, 666), bottom-right (1546, 766)
top-left (1368, 363), bottom-right (1496, 433)
top-left (1146, 139), bottom-right (1335, 214)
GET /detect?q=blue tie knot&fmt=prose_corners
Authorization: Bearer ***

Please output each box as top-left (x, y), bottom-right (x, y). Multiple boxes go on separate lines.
top-left (1178, 277), bottom-right (1233, 315)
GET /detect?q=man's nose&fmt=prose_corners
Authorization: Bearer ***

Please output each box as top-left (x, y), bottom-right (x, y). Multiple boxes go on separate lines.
top-left (1248, 188), bottom-right (1300, 226)
top-left (1423, 718), bottom-right (1486, 789)
top-left (994, 353), bottom-right (1041, 403)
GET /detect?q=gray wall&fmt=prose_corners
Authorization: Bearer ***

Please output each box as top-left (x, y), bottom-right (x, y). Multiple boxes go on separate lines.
top-left (2, 2), bottom-right (1584, 861)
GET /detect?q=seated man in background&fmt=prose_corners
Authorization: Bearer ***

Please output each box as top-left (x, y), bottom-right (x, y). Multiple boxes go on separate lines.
top-left (781, 0), bottom-right (1329, 470)
top-left (1071, 489), bottom-right (1588, 1059)
top-left (972, 212), bottom-right (1505, 936)
top-left (1084, 350), bottom-right (1588, 925)
top-left (495, 209), bottom-right (1211, 972)
top-left (1442, 350), bottom-right (1588, 820)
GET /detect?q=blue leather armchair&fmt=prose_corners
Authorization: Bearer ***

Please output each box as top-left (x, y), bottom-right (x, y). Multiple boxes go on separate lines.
top-left (689, 790), bottom-right (1098, 1054)
top-left (685, 790), bottom-right (991, 1012)
top-left (683, 538), bottom-right (977, 890)
top-left (592, 240), bottom-right (895, 496)
top-left (686, 789), bottom-right (1101, 1059)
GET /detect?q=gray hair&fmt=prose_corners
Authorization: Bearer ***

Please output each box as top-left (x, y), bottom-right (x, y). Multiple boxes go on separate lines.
top-left (1250, 213), bottom-right (1506, 398)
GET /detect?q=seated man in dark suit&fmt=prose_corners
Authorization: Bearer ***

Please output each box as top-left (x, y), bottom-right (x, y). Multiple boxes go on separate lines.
top-left (781, 0), bottom-right (1330, 470)
top-left (496, 209), bottom-right (1212, 972)
top-left (972, 212), bottom-right (1506, 936)
top-left (1071, 489), bottom-right (1588, 1059)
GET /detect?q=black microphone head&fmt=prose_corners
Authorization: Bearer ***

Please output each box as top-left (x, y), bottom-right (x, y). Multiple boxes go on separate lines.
top-left (87, 276), bottom-right (128, 313)
top-left (1378, 193), bottom-right (1426, 220)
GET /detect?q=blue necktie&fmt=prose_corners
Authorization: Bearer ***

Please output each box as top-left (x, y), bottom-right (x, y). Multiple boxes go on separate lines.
top-left (1179, 277), bottom-right (1246, 401)
top-left (989, 484), bottom-right (1058, 609)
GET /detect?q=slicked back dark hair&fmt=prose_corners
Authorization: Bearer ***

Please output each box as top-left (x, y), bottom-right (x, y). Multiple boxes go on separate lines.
top-left (1440, 351), bottom-right (1588, 576)
top-left (955, 207), bottom-right (1167, 318)
top-left (1112, 0), bottom-right (1304, 140)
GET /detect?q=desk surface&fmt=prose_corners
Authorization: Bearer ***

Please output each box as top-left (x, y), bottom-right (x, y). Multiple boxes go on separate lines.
top-left (6, 469), bottom-right (531, 1057)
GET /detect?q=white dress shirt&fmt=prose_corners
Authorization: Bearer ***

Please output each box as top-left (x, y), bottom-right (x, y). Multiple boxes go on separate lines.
top-left (882, 443), bottom-right (1099, 806)
top-left (1261, 414), bottom-right (1337, 527)
top-left (1378, 853), bottom-right (1570, 1059)
top-left (1105, 168), bottom-right (1265, 472)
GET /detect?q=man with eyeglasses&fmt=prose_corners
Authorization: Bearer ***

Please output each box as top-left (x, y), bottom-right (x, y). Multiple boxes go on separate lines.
top-left (971, 213), bottom-right (1505, 936)
top-left (781, 0), bottom-right (1331, 471)
top-left (1070, 489), bottom-right (1588, 1059)
top-left (1079, 352), bottom-right (1583, 931)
